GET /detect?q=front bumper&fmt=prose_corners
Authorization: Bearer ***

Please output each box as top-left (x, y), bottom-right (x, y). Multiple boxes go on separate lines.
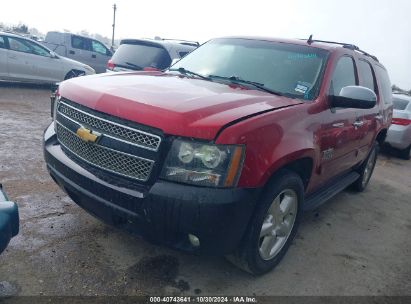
top-left (0, 185), bottom-right (19, 254)
top-left (43, 123), bottom-right (260, 255)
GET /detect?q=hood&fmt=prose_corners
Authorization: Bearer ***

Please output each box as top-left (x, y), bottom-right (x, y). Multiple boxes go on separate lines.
top-left (59, 72), bottom-right (303, 140)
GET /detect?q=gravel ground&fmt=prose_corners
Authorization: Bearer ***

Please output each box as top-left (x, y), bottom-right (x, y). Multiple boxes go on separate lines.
top-left (0, 83), bottom-right (410, 296)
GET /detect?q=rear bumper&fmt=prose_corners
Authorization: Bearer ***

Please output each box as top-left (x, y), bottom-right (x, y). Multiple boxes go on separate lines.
top-left (0, 185), bottom-right (19, 254)
top-left (385, 124), bottom-right (411, 150)
top-left (43, 123), bottom-right (260, 255)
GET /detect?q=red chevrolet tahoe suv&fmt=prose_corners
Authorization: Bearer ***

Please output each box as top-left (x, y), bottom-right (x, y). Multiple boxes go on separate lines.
top-left (44, 37), bottom-right (393, 274)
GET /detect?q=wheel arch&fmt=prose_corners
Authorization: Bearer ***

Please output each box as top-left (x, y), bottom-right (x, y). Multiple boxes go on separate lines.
top-left (375, 128), bottom-right (388, 147)
top-left (64, 69), bottom-right (85, 80)
top-left (263, 152), bottom-right (315, 191)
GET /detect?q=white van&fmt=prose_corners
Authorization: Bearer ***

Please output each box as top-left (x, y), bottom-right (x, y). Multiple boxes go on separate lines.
top-left (42, 32), bottom-right (112, 73)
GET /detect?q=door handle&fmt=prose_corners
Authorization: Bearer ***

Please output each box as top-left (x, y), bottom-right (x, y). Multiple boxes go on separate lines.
top-left (92, 54), bottom-right (96, 58)
top-left (332, 122), bottom-right (345, 128)
top-left (69, 50), bottom-right (75, 55)
top-left (8, 55), bottom-right (17, 59)
top-left (352, 121), bottom-right (364, 128)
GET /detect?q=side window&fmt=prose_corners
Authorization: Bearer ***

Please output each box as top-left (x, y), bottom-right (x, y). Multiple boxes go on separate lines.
top-left (0, 36), bottom-right (5, 49)
top-left (91, 40), bottom-right (108, 55)
top-left (179, 51), bottom-right (189, 58)
top-left (8, 37), bottom-right (32, 53)
top-left (7, 37), bottom-right (49, 57)
top-left (27, 40), bottom-right (50, 57)
top-left (358, 60), bottom-right (377, 93)
top-left (330, 56), bottom-right (356, 96)
top-left (71, 35), bottom-right (89, 51)
top-left (375, 66), bottom-right (392, 105)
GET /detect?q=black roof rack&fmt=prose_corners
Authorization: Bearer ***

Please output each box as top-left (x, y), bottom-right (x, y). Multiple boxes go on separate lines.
top-left (304, 34), bottom-right (379, 62)
top-left (154, 37), bottom-right (199, 47)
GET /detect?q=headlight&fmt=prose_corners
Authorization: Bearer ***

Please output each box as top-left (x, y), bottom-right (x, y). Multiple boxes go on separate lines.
top-left (161, 139), bottom-right (245, 187)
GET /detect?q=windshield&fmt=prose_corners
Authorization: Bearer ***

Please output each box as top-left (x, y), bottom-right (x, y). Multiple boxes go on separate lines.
top-left (112, 42), bottom-right (171, 70)
top-left (170, 38), bottom-right (329, 100)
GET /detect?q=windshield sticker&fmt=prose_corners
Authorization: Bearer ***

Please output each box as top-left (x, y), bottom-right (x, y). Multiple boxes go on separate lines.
top-left (295, 82), bottom-right (310, 94)
top-left (288, 53), bottom-right (318, 60)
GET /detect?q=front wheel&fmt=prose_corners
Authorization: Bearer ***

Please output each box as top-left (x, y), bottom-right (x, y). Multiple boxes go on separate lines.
top-left (352, 142), bottom-right (378, 192)
top-left (227, 170), bottom-right (303, 275)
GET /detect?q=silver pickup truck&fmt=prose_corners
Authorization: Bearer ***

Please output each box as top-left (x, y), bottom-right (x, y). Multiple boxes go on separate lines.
top-left (42, 32), bottom-right (112, 73)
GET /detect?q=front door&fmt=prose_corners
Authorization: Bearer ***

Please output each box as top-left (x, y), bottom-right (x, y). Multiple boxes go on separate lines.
top-left (318, 55), bottom-right (362, 183)
top-left (90, 39), bottom-right (111, 73)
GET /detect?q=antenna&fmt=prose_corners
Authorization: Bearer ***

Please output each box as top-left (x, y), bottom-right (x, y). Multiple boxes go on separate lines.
top-left (307, 34), bottom-right (313, 45)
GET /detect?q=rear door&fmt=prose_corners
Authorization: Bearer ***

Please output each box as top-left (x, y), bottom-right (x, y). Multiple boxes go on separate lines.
top-left (90, 39), bottom-right (112, 73)
top-left (374, 65), bottom-right (393, 128)
top-left (0, 36), bottom-right (8, 78)
top-left (355, 59), bottom-right (379, 160)
top-left (69, 35), bottom-right (93, 66)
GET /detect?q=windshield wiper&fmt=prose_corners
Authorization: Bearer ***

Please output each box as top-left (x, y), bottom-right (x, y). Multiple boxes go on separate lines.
top-left (169, 67), bottom-right (211, 81)
top-left (208, 75), bottom-right (284, 96)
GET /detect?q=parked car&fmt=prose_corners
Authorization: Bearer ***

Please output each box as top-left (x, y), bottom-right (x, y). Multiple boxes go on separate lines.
top-left (0, 32), bottom-right (95, 84)
top-left (0, 184), bottom-right (19, 254)
top-left (43, 36), bottom-right (392, 274)
top-left (385, 93), bottom-right (411, 159)
top-left (106, 38), bottom-right (198, 72)
top-left (42, 31), bottom-right (112, 73)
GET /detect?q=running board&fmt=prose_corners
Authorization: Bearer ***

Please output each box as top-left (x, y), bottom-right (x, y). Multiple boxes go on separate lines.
top-left (303, 171), bottom-right (360, 211)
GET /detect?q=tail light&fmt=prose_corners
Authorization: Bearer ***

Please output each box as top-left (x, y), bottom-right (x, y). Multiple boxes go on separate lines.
top-left (106, 59), bottom-right (115, 70)
top-left (391, 118), bottom-right (411, 126)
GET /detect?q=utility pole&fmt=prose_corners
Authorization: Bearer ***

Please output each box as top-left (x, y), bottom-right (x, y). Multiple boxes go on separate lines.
top-left (111, 3), bottom-right (117, 49)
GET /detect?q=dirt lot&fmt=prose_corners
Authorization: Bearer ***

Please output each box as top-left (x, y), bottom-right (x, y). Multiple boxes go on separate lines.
top-left (0, 83), bottom-right (410, 296)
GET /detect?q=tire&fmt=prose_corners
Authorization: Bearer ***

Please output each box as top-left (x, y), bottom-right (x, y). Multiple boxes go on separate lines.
top-left (399, 145), bottom-right (411, 160)
top-left (227, 170), bottom-right (304, 275)
top-left (351, 142), bottom-right (378, 192)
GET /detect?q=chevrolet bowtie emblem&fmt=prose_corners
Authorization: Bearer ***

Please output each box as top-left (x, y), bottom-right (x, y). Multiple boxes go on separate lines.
top-left (76, 126), bottom-right (101, 143)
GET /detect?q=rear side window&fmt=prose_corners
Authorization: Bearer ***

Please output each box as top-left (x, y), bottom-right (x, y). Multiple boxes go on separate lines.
top-left (375, 66), bottom-right (392, 104)
top-left (0, 36), bottom-right (5, 49)
top-left (358, 60), bottom-right (377, 93)
top-left (112, 43), bottom-right (171, 70)
top-left (71, 35), bottom-right (89, 51)
top-left (392, 97), bottom-right (409, 110)
top-left (179, 51), bottom-right (189, 58)
top-left (330, 56), bottom-right (356, 96)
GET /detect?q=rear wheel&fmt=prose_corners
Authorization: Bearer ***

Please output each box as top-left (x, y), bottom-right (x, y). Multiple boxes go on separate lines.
top-left (227, 170), bottom-right (303, 275)
top-left (352, 142), bottom-right (378, 192)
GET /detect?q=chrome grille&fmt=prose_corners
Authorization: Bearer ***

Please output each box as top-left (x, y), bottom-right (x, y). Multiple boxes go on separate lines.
top-left (58, 100), bottom-right (161, 151)
top-left (56, 123), bottom-right (154, 182)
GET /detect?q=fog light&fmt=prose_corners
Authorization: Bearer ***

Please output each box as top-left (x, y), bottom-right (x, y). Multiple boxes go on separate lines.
top-left (188, 234), bottom-right (200, 247)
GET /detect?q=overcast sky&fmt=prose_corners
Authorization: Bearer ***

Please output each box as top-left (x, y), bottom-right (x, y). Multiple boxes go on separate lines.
top-left (1, 0), bottom-right (410, 89)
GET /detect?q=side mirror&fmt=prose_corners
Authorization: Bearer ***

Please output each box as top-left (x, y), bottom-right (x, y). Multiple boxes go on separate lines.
top-left (50, 51), bottom-right (59, 59)
top-left (330, 86), bottom-right (377, 109)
